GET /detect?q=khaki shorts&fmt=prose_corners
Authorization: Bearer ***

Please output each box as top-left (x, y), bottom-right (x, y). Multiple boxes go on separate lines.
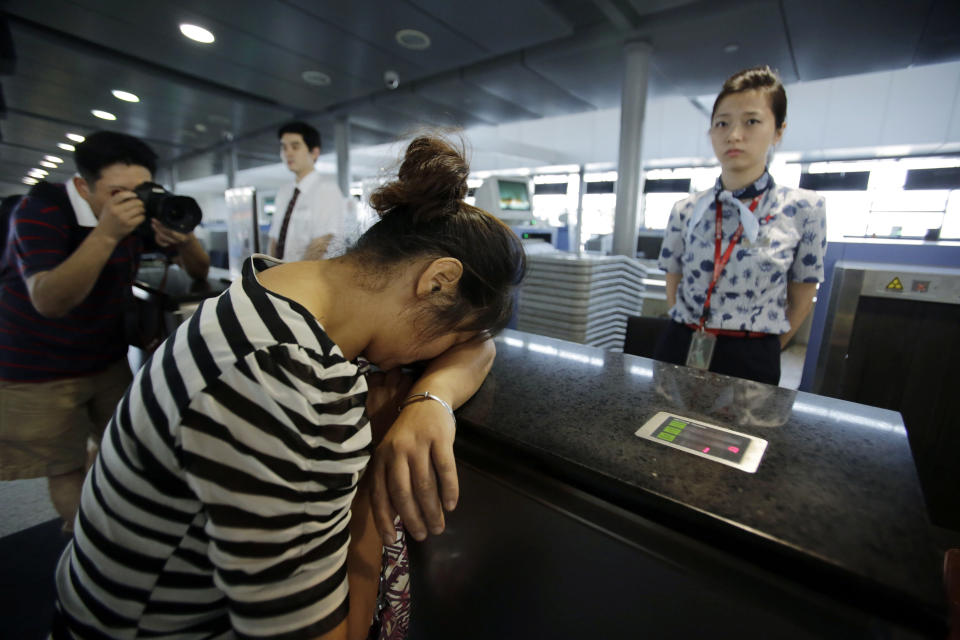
top-left (0, 359), bottom-right (132, 480)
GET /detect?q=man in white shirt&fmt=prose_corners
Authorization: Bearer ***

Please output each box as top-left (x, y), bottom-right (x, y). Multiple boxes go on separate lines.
top-left (268, 121), bottom-right (348, 261)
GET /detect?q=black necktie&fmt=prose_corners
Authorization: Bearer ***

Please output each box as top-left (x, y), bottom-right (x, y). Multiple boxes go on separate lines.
top-left (275, 187), bottom-right (300, 260)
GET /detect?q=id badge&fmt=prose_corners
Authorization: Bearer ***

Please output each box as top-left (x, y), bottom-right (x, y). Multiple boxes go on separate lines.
top-left (685, 330), bottom-right (716, 370)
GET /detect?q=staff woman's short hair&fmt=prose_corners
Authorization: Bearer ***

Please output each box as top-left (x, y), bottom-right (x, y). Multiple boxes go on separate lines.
top-left (711, 66), bottom-right (787, 129)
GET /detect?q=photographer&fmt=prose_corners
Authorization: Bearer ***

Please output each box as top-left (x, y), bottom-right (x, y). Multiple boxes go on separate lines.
top-left (0, 131), bottom-right (209, 532)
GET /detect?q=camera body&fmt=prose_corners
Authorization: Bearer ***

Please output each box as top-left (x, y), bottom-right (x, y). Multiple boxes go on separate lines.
top-left (132, 182), bottom-right (202, 236)
top-left (383, 70), bottom-right (399, 90)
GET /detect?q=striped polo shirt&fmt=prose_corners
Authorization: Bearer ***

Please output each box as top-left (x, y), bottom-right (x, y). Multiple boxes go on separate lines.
top-left (53, 254), bottom-right (371, 639)
top-left (0, 180), bottom-right (148, 382)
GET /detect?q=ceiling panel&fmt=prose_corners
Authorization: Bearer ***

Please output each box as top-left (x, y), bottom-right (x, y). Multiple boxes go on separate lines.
top-left (416, 75), bottom-right (542, 123)
top-left (342, 104), bottom-right (425, 138)
top-left (373, 89), bottom-right (493, 129)
top-left (542, 0), bottom-right (609, 29)
top-left (1, 144), bottom-right (74, 184)
top-left (643, 2), bottom-right (797, 96)
top-left (170, 0), bottom-right (427, 89)
top-left (524, 33), bottom-right (625, 109)
top-left (283, 0), bottom-right (488, 68)
top-left (2, 0), bottom-right (959, 194)
top-left (783, 0), bottom-right (934, 80)
top-left (627, 0), bottom-right (701, 16)
top-left (464, 58), bottom-right (598, 118)
top-left (3, 0), bottom-right (371, 110)
top-left (912, 0), bottom-right (960, 65)
top-left (408, 0), bottom-right (573, 52)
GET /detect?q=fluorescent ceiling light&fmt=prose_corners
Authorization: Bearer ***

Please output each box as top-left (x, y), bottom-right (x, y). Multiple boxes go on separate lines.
top-left (40, 161), bottom-right (57, 169)
top-left (22, 177), bottom-right (39, 185)
top-left (66, 133), bottom-right (85, 143)
top-left (180, 23), bottom-right (215, 44)
top-left (28, 169), bottom-right (47, 177)
top-left (44, 155), bottom-right (64, 164)
top-left (301, 70), bottom-right (331, 86)
top-left (92, 110), bottom-right (117, 120)
top-left (58, 143), bottom-right (76, 151)
top-left (395, 29), bottom-right (430, 50)
top-left (111, 89), bottom-right (140, 103)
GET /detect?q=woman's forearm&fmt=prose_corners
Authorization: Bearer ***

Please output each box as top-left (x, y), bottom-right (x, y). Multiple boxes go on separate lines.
top-left (409, 336), bottom-right (495, 408)
top-left (665, 272), bottom-right (681, 310)
top-left (780, 281), bottom-right (817, 348)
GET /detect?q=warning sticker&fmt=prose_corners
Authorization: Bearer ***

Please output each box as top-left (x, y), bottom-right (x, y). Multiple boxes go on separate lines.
top-left (886, 277), bottom-right (904, 291)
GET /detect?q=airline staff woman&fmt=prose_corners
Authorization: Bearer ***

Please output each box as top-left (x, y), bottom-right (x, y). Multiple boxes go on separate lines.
top-left (654, 66), bottom-right (827, 385)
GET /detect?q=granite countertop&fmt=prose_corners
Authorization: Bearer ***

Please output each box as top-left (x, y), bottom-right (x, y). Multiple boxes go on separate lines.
top-left (457, 330), bottom-right (944, 615)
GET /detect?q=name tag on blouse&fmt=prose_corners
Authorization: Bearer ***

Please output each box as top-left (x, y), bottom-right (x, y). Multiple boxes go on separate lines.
top-left (686, 330), bottom-right (716, 370)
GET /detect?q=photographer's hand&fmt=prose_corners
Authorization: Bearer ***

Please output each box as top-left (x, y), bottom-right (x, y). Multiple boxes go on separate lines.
top-left (151, 219), bottom-right (191, 248)
top-left (153, 220), bottom-right (211, 281)
top-left (93, 190), bottom-right (145, 243)
top-left (26, 190), bottom-right (143, 318)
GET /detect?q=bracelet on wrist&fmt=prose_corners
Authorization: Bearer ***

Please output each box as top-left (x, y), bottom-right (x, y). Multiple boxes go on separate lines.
top-left (398, 391), bottom-right (456, 423)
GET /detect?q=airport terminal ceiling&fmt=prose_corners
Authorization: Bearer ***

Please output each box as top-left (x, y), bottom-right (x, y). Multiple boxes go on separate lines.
top-left (1, 0), bottom-right (959, 194)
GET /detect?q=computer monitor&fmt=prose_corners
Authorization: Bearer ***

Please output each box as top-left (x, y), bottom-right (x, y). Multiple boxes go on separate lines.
top-left (475, 177), bottom-right (533, 222)
top-left (636, 232), bottom-right (664, 260)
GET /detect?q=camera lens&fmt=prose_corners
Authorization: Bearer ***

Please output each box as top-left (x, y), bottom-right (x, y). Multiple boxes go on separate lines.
top-left (160, 196), bottom-right (202, 232)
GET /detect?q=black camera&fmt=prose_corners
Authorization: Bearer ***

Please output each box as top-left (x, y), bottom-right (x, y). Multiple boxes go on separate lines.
top-left (132, 182), bottom-right (202, 235)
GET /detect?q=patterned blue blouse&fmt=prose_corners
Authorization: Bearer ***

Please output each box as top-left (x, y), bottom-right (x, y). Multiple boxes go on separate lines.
top-left (657, 173), bottom-right (827, 334)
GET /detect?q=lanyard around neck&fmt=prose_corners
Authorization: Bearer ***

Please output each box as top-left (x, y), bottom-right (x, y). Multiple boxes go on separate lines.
top-left (696, 194), bottom-right (762, 330)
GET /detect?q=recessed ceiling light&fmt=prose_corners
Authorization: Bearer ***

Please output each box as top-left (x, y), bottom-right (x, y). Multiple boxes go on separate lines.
top-left (180, 23), bottom-right (215, 44)
top-left (58, 143), bottom-right (76, 151)
top-left (395, 28), bottom-right (430, 50)
top-left (22, 176), bottom-right (39, 185)
top-left (44, 155), bottom-right (64, 164)
top-left (29, 168), bottom-right (47, 178)
top-left (66, 133), bottom-right (85, 143)
top-left (723, 43), bottom-right (739, 54)
top-left (40, 161), bottom-right (57, 169)
top-left (301, 70), bottom-right (331, 86)
top-left (111, 89), bottom-right (140, 103)
top-left (92, 109), bottom-right (117, 120)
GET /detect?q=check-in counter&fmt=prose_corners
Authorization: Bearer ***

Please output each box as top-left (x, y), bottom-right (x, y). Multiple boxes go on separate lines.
top-left (409, 330), bottom-right (946, 639)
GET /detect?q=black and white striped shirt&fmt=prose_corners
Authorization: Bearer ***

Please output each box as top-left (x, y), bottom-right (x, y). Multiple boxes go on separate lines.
top-left (53, 255), bottom-right (371, 639)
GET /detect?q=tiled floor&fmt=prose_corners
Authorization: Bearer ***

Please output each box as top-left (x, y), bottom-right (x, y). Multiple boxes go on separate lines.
top-left (0, 477), bottom-right (57, 538)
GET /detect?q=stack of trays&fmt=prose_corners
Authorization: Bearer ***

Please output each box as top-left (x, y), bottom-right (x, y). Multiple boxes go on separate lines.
top-left (517, 253), bottom-right (647, 351)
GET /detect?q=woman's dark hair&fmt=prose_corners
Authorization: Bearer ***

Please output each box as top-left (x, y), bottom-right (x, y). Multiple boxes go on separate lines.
top-left (278, 121), bottom-right (321, 152)
top-left (350, 134), bottom-right (526, 336)
top-left (711, 65), bottom-right (787, 130)
top-left (74, 131), bottom-right (158, 184)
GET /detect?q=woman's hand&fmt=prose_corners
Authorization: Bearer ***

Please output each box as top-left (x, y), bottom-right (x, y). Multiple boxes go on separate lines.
top-left (368, 337), bottom-right (496, 546)
top-left (369, 397), bottom-right (457, 545)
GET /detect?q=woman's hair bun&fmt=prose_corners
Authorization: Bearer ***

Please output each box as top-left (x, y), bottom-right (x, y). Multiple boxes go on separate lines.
top-left (370, 134), bottom-right (469, 224)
